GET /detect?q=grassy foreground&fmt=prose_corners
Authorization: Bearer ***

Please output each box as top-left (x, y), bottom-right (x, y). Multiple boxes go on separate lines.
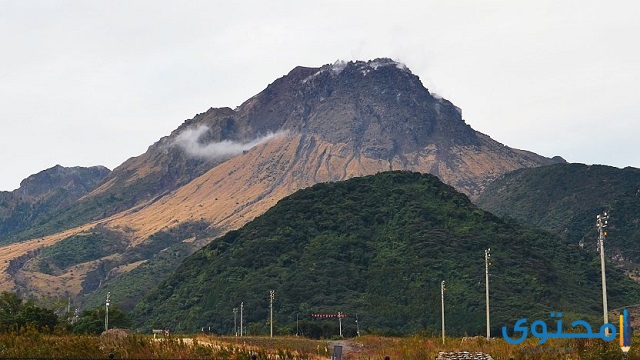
top-left (350, 335), bottom-right (636, 359)
top-left (0, 330), bottom-right (638, 359)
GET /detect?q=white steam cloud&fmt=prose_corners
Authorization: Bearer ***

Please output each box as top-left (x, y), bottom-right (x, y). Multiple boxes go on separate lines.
top-left (172, 125), bottom-right (282, 160)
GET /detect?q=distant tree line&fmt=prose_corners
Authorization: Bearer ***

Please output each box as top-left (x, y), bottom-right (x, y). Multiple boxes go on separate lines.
top-left (0, 291), bottom-right (131, 334)
top-left (0, 292), bottom-right (57, 332)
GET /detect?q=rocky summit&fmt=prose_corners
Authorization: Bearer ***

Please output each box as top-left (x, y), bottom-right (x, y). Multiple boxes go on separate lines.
top-left (0, 58), bottom-right (563, 306)
top-left (166, 58), bottom-right (562, 197)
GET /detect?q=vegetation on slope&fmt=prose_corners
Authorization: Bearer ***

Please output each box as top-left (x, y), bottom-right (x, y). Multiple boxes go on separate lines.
top-left (477, 163), bottom-right (640, 261)
top-left (79, 221), bottom-right (220, 311)
top-left (134, 171), bottom-right (640, 336)
top-left (13, 220), bottom-right (218, 311)
top-left (37, 228), bottom-right (128, 275)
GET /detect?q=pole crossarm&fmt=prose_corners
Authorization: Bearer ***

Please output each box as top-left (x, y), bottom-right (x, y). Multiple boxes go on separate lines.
top-left (311, 313), bottom-right (348, 318)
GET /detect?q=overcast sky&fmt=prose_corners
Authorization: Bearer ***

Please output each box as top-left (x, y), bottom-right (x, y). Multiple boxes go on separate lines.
top-left (1, 1), bottom-right (638, 191)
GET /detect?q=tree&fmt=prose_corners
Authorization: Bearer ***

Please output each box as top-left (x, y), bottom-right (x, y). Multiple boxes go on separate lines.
top-left (18, 304), bottom-right (58, 331)
top-left (0, 292), bottom-right (58, 332)
top-left (0, 292), bottom-right (23, 331)
top-left (72, 306), bottom-right (132, 334)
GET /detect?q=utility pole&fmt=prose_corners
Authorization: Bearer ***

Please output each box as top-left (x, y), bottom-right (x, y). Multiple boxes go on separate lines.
top-left (355, 314), bottom-right (360, 337)
top-left (338, 312), bottom-right (343, 337)
top-left (485, 248), bottom-right (491, 340)
top-left (441, 280), bottom-right (446, 345)
top-left (233, 308), bottom-right (238, 336)
top-left (240, 302), bottom-right (244, 337)
top-left (269, 290), bottom-right (275, 338)
top-left (597, 212), bottom-right (610, 334)
top-left (105, 292), bottom-right (111, 332)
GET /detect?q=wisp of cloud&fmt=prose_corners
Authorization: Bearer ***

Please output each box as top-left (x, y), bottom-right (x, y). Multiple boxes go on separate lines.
top-left (172, 125), bottom-right (282, 160)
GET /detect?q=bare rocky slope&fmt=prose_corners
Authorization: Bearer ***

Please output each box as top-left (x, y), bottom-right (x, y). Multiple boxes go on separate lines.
top-left (0, 59), bottom-right (563, 306)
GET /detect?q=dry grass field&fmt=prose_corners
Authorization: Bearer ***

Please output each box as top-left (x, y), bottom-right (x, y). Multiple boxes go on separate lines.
top-left (0, 330), bottom-right (637, 359)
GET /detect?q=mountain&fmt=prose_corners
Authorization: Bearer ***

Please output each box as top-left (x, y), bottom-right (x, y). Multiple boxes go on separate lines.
top-left (134, 171), bottom-right (640, 336)
top-left (477, 163), bottom-right (640, 266)
top-left (0, 165), bottom-right (110, 241)
top-left (0, 58), bottom-right (563, 307)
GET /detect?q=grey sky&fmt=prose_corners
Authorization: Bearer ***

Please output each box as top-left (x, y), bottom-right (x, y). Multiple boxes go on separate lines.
top-left (1, 0), bottom-right (638, 191)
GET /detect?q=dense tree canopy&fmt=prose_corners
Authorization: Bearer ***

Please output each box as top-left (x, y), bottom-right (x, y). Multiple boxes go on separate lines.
top-left (0, 292), bottom-right (57, 332)
top-left (134, 172), bottom-right (640, 337)
top-left (72, 306), bottom-right (132, 334)
top-left (477, 164), bottom-right (640, 262)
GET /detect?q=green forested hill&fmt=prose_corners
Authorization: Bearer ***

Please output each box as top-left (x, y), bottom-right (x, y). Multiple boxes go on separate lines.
top-left (134, 171), bottom-right (640, 336)
top-left (477, 163), bottom-right (640, 262)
